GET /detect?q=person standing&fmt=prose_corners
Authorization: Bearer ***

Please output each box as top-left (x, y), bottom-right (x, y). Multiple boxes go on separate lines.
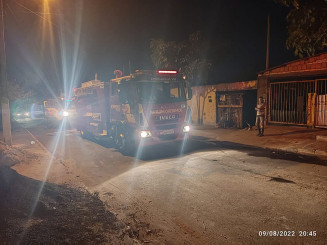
top-left (255, 96), bottom-right (266, 136)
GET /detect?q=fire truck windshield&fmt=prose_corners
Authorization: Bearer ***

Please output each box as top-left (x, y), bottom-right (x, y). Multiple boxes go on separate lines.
top-left (44, 99), bottom-right (73, 110)
top-left (137, 81), bottom-right (186, 103)
top-left (44, 99), bottom-right (62, 109)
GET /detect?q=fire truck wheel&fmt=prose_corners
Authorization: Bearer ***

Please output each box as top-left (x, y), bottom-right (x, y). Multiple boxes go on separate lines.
top-left (114, 129), bottom-right (121, 149)
top-left (116, 131), bottom-right (135, 156)
top-left (80, 130), bottom-right (89, 139)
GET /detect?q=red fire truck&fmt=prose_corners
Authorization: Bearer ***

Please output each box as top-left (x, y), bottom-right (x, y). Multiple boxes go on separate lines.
top-left (74, 70), bottom-right (192, 154)
top-left (43, 97), bottom-right (75, 127)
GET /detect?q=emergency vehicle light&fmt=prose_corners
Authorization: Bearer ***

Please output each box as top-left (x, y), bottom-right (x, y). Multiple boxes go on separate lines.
top-left (183, 125), bottom-right (191, 133)
top-left (157, 70), bottom-right (177, 74)
top-left (63, 111), bottom-right (69, 117)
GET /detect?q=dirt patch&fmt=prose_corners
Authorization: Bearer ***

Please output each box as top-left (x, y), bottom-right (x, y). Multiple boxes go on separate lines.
top-left (0, 141), bottom-right (38, 167)
top-left (0, 141), bottom-right (136, 244)
top-left (0, 167), bottom-right (138, 243)
top-left (0, 166), bottom-right (134, 243)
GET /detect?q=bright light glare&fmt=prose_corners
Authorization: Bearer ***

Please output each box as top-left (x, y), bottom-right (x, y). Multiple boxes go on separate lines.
top-left (140, 130), bottom-right (151, 138)
top-left (17, 1), bottom-right (85, 243)
top-left (24, 112), bottom-right (30, 116)
top-left (183, 125), bottom-right (190, 133)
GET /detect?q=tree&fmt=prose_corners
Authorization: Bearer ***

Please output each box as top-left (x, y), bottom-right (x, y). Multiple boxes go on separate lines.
top-left (7, 80), bottom-right (33, 112)
top-left (277, 0), bottom-right (327, 57)
top-left (150, 39), bottom-right (179, 70)
top-left (150, 32), bottom-right (212, 125)
top-left (150, 31), bottom-right (211, 86)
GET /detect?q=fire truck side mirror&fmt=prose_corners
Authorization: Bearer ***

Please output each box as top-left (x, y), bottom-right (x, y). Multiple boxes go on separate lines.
top-left (187, 87), bottom-right (192, 100)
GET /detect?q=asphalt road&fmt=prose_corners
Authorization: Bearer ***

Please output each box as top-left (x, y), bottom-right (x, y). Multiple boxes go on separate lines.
top-left (18, 119), bottom-right (327, 244)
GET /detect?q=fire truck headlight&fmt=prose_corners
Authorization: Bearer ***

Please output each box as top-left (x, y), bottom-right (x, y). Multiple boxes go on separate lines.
top-left (63, 111), bottom-right (69, 117)
top-left (140, 130), bottom-right (151, 138)
top-left (183, 125), bottom-right (190, 133)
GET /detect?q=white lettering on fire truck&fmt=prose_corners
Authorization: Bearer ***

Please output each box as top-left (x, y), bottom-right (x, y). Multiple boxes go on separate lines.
top-left (151, 108), bottom-right (182, 114)
top-left (158, 115), bottom-right (176, 120)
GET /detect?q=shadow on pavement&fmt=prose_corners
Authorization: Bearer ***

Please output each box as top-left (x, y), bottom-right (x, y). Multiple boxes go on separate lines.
top-left (33, 125), bottom-right (327, 166)
top-left (78, 133), bottom-right (327, 165)
top-left (264, 128), bottom-right (326, 137)
top-left (134, 135), bottom-right (325, 165)
top-left (209, 140), bottom-right (327, 166)
top-left (138, 137), bottom-right (326, 165)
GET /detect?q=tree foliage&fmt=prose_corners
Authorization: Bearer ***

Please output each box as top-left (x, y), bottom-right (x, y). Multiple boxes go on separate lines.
top-left (150, 32), bottom-right (211, 86)
top-left (7, 80), bottom-right (33, 111)
top-left (277, 0), bottom-right (327, 57)
top-left (7, 81), bottom-right (30, 102)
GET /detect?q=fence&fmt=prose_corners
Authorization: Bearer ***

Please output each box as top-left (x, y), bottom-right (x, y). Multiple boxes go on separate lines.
top-left (269, 79), bottom-right (327, 127)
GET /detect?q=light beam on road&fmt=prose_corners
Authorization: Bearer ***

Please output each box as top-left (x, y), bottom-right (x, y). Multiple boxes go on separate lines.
top-left (18, 119), bottom-right (66, 243)
top-left (17, 1), bottom-right (85, 241)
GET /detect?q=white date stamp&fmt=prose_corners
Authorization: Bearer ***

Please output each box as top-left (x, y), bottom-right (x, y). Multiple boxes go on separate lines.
top-left (258, 231), bottom-right (317, 237)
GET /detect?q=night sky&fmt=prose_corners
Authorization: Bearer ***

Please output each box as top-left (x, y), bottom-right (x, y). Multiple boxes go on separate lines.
top-left (4, 0), bottom-right (295, 97)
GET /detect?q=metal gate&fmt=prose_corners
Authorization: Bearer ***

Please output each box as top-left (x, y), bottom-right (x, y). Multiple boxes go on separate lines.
top-left (315, 79), bottom-right (327, 127)
top-left (269, 79), bottom-right (327, 127)
top-left (216, 93), bottom-right (243, 128)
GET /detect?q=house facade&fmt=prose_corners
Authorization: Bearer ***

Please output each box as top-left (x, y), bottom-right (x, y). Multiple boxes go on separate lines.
top-left (188, 81), bottom-right (257, 128)
top-left (257, 52), bottom-right (327, 128)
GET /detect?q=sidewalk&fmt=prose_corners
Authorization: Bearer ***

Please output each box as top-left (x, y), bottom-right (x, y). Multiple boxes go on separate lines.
top-left (191, 124), bottom-right (327, 160)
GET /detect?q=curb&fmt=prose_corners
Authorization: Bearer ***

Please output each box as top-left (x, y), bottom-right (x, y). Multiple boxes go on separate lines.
top-left (191, 128), bottom-right (327, 162)
top-left (204, 136), bottom-right (327, 164)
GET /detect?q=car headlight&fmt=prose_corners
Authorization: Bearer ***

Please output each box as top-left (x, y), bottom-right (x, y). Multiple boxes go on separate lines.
top-left (16, 113), bottom-right (21, 116)
top-left (140, 130), bottom-right (151, 138)
top-left (24, 112), bottom-right (30, 116)
top-left (62, 111), bottom-right (69, 117)
top-left (183, 125), bottom-right (190, 133)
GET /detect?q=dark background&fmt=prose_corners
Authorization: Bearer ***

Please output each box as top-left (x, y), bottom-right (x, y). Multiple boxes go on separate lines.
top-left (3, 0), bottom-right (295, 97)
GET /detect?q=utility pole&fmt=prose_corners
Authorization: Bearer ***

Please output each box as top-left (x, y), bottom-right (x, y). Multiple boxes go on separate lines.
top-left (0, 0), bottom-right (12, 145)
top-left (266, 15), bottom-right (270, 70)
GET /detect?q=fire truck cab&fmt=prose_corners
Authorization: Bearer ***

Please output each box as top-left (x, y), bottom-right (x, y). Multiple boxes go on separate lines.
top-left (75, 70), bottom-right (192, 154)
top-left (43, 97), bottom-right (75, 127)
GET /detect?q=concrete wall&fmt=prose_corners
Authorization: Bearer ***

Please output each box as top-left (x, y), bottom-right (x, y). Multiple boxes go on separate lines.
top-left (188, 81), bottom-right (257, 126)
top-left (188, 86), bottom-right (216, 126)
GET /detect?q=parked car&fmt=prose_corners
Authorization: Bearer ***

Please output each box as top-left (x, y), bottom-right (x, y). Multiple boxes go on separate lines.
top-left (13, 107), bottom-right (31, 120)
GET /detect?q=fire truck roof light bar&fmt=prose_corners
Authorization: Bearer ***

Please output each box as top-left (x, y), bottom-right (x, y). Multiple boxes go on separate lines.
top-left (157, 70), bottom-right (178, 74)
